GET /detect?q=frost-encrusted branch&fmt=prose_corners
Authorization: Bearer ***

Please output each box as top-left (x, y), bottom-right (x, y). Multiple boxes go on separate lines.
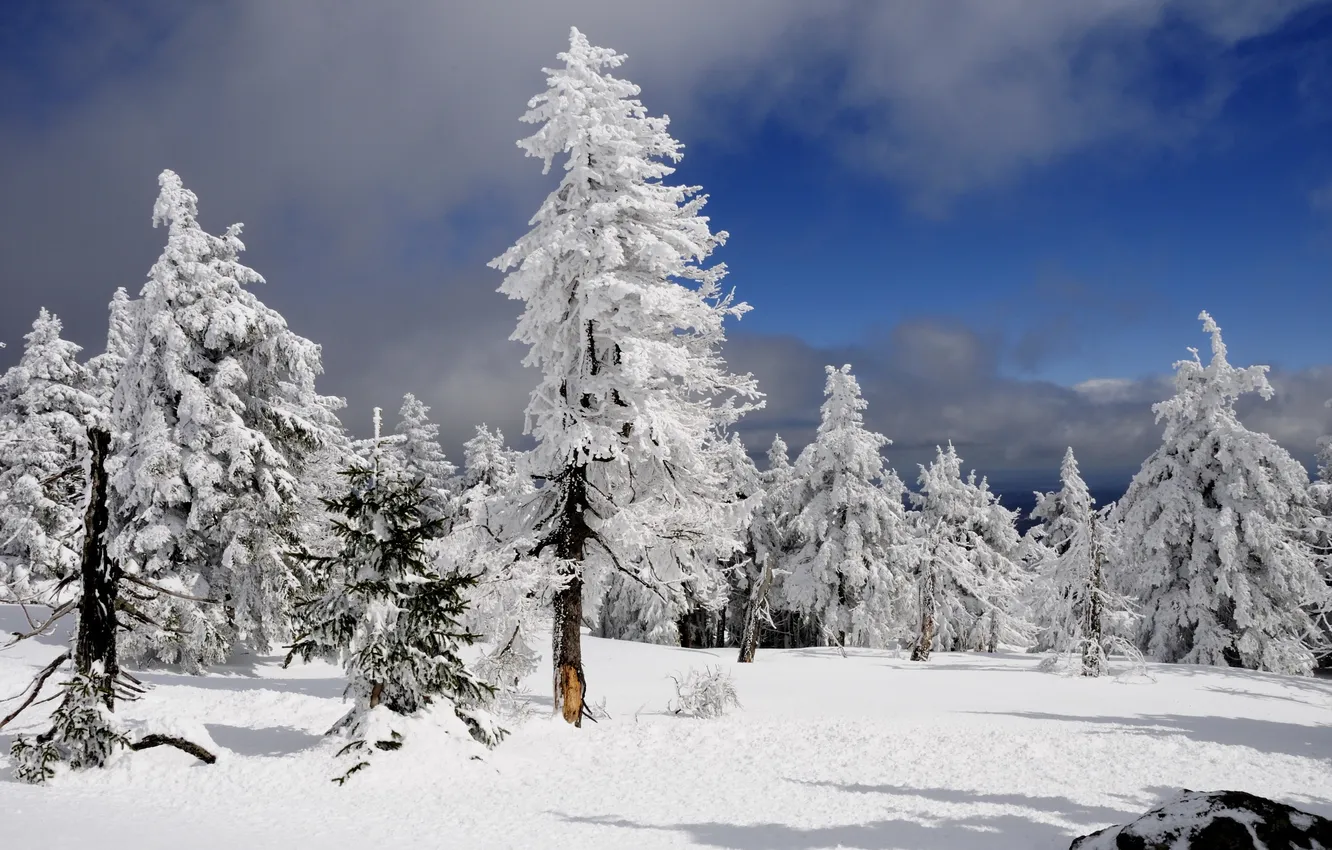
top-left (0, 651), bottom-right (70, 731)
top-left (120, 572), bottom-right (219, 604)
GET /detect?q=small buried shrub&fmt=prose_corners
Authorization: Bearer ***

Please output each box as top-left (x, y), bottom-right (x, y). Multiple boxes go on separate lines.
top-left (668, 665), bottom-right (741, 719)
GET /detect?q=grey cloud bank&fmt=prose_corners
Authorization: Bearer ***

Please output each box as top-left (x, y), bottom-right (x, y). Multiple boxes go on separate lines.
top-left (0, 0), bottom-right (1325, 483)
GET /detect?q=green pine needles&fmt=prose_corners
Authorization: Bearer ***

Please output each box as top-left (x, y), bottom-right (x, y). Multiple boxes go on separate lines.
top-left (286, 463), bottom-right (504, 782)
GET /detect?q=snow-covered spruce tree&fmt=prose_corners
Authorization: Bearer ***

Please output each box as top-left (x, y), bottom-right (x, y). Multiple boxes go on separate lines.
top-left (1027, 447), bottom-right (1130, 676)
top-left (446, 424), bottom-right (548, 700)
top-left (85, 288), bottom-right (138, 405)
top-left (108, 170), bottom-right (346, 671)
top-left (778, 365), bottom-right (911, 649)
top-left (674, 432), bottom-right (759, 648)
top-left (909, 443), bottom-right (1024, 658)
top-left (737, 434), bottom-right (794, 662)
top-left (1308, 416), bottom-right (1332, 667)
top-left (1113, 311), bottom-right (1328, 675)
top-left (489, 28), bottom-right (760, 725)
top-left (596, 429), bottom-right (749, 647)
top-left (393, 393), bottom-right (458, 526)
top-left (695, 431), bottom-right (763, 650)
top-left (287, 462), bottom-right (502, 782)
top-left (0, 309), bottom-right (101, 599)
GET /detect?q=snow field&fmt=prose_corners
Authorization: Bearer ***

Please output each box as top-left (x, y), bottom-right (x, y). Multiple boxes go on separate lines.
top-left (2, 610), bottom-right (1329, 850)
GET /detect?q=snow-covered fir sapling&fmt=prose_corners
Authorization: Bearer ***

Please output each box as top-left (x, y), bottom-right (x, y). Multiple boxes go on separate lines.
top-left (489, 28), bottom-right (760, 725)
top-left (0, 309), bottom-right (101, 600)
top-left (909, 443), bottom-right (1025, 659)
top-left (668, 666), bottom-right (741, 719)
top-left (108, 170), bottom-right (345, 672)
top-left (286, 460), bottom-right (502, 783)
top-left (1113, 311), bottom-right (1329, 675)
top-left (392, 393), bottom-right (458, 527)
top-left (778, 365), bottom-right (912, 649)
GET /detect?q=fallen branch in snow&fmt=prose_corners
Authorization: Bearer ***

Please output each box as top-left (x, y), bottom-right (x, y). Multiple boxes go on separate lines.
top-left (0, 651), bottom-right (70, 730)
top-left (130, 734), bottom-right (217, 764)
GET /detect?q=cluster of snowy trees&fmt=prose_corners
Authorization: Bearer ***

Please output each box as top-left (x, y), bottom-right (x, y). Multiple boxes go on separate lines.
top-left (2, 26), bottom-right (1330, 783)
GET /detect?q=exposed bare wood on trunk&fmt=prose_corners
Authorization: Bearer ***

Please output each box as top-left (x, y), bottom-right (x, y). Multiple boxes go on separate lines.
top-left (553, 577), bottom-right (585, 725)
top-left (75, 428), bottom-right (119, 709)
top-left (369, 681), bottom-right (384, 709)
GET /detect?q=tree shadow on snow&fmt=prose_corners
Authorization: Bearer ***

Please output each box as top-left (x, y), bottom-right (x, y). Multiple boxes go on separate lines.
top-left (559, 809), bottom-right (1081, 850)
top-left (205, 723), bottom-right (324, 756)
top-left (890, 661), bottom-right (1036, 674)
top-left (0, 732), bottom-right (20, 783)
top-left (970, 710), bottom-right (1332, 762)
top-left (0, 603), bottom-right (76, 648)
top-left (1203, 685), bottom-right (1331, 710)
top-left (557, 771), bottom-right (1141, 849)
top-left (133, 669), bottom-right (346, 699)
top-left (790, 779), bottom-right (1136, 827)
top-left (1159, 663), bottom-right (1332, 692)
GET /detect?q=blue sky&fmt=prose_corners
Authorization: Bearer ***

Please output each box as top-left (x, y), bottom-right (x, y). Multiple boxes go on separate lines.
top-left (670, 6), bottom-right (1332, 383)
top-left (1, 1), bottom-right (1331, 485)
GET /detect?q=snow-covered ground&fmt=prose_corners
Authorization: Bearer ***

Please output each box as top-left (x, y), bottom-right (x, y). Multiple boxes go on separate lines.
top-left (1, 604), bottom-right (1329, 850)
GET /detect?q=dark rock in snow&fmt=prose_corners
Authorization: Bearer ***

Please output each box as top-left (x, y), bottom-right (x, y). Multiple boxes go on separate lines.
top-left (1069, 789), bottom-right (1332, 850)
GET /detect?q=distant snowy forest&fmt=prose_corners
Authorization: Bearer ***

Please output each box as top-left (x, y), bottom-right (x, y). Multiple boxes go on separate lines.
top-left (1, 27), bottom-right (1329, 784)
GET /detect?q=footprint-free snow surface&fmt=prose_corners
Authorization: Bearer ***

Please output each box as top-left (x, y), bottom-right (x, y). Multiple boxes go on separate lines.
top-left (1, 604), bottom-right (1329, 849)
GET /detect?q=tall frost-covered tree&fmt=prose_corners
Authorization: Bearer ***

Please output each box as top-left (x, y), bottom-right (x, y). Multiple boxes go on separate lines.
top-left (0, 310), bottom-right (101, 598)
top-left (1027, 448), bottom-right (1128, 676)
top-left (489, 28), bottom-right (760, 725)
top-left (779, 365), bottom-right (911, 648)
top-left (109, 170), bottom-right (346, 671)
top-left (1114, 311), bottom-right (1327, 675)
top-left (909, 443), bottom-right (1023, 658)
top-left (392, 393), bottom-right (457, 525)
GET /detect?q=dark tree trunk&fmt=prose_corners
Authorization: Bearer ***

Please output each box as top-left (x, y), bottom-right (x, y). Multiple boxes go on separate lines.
top-left (911, 561), bottom-right (937, 663)
top-left (551, 464), bottom-right (590, 727)
top-left (737, 557), bottom-right (772, 663)
top-left (1082, 514), bottom-right (1106, 677)
top-left (678, 607), bottom-right (715, 649)
top-left (552, 577), bottom-right (584, 725)
top-left (74, 428), bottom-right (118, 709)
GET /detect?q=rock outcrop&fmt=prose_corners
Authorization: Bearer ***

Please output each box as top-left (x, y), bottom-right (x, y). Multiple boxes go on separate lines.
top-left (1070, 789), bottom-right (1332, 850)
